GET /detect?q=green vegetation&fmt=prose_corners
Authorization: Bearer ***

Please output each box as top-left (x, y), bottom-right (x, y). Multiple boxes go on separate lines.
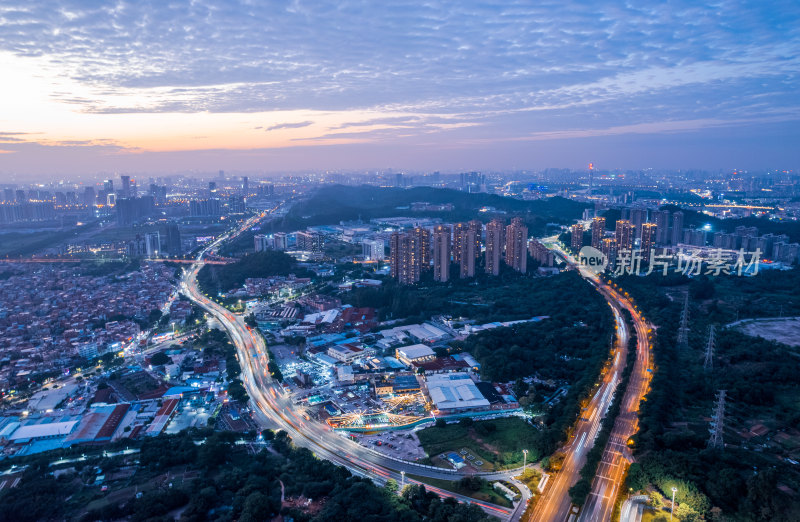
top-left (0, 220), bottom-right (101, 257)
top-left (0, 429), bottom-right (498, 522)
top-left (417, 417), bottom-right (547, 470)
top-left (199, 328), bottom-right (250, 404)
top-left (77, 258), bottom-right (142, 277)
top-left (616, 269), bottom-right (800, 521)
top-left (196, 250), bottom-right (311, 294)
top-left (405, 473), bottom-right (513, 508)
top-left (279, 185), bottom-right (589, 235)
top-left (439, 271), bottom-right (614, 459)
top-left (346, 268), bottom-right (604, 324)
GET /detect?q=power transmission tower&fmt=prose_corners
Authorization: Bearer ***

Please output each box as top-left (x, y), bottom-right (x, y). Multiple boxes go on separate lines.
top-left (703, 324), bottom-right (716, 372)
top-left (708, 390), bottom-right (727, 450)
top-left (676, 292), bottom-right (690, 348)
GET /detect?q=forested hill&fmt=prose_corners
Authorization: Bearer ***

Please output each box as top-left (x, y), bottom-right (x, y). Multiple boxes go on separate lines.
top-left (0, 429), bottom-right (498, 522)
top-left (275, 185), bottom-right (589, 234)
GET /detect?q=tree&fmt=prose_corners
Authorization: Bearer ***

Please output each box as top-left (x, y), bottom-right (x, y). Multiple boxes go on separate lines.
top-left (385, 478), bottom-right (399, 494)
top-left (239, 491), bottom-right (277, 522)
top-left (150, 351), bottom-right (171, 366)
top-left (569, 478), bottom-right (592, 506)
top-left (513, 377), bottom-right (529, 398)
top-left (244, 314), bottom-right (257, 328)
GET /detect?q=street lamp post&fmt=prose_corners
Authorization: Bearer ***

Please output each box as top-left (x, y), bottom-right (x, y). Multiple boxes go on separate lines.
top-left (400, 470), bottom-right (405, 492)
top-left (522, 449), bottom-right (528, 474)
top-left (670, 487), bottom-right (678, 521)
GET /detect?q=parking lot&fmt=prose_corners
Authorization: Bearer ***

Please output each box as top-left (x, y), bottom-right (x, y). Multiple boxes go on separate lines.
top-left (354, 429), bottom-right (428, 461)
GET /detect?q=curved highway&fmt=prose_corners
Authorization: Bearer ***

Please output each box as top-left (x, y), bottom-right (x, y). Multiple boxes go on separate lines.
top-left (528, 239), bottom-right (651, 522)
top-left (181, 214), bottom-right (517, 520)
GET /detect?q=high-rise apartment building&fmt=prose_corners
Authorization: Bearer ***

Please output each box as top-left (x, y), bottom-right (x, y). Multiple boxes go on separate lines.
top-left (413, 227), bottom-right (431, 271)
top-left (120, 175), bottom-right (131, 198)
top-left (468, 220), bottom-right (483, 258)
top-left (615, 219), bottom-right (634, 253)
top-left (254, 234), bottom-right (270, 252)
top-left (432, 225), bottom-right (452, 282)
top-left (459, 229), bottom-right (477, 278)
top-left (165, 223), bottom-right (182, 255)
top-left (602, 237), bottom-right (618, 268)
top-left (505, 217), bottom-right (528, 273)
top-left (640, 223), bottom-right (657, 263)
top-left (296, 231), bottom-right (324, 253)
top-left (273, 232), bottom-right (288, 251)
top-left (144, 232), bottom-right (161, 259)
top-left (452, 222), bottom-right (467, 264)
top-left (671, 211), bottom-right (684, 246)
top-left (528, 238), bottom-right (554, 266)
top-left (630, 208), bottom-right (647, 239)
top-left (652, 210), bottom-right (671, 245)
top-left (485, 219), bottom-right (504, 275)
top-left (390, 231), bottom-right (422, 285)
top-left (570, 223), bottom-right (584, 252)
top-left (591, 217), bottom-right (606, 249)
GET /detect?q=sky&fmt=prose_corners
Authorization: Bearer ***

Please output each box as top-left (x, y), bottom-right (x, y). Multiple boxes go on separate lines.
top-left (0, 0), bottom-right (799, 179)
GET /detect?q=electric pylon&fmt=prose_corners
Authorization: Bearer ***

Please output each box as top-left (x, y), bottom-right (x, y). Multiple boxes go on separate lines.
top-left (703, 324), bottom-right (716, 372)
top-left (708, 390), bottom-right (727, 450)
top-left (676, 292), bottom-right (690, 348)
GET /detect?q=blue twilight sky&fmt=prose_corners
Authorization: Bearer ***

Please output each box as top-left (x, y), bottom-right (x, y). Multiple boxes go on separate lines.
top-left (0, 0), bottom-right (798, 178)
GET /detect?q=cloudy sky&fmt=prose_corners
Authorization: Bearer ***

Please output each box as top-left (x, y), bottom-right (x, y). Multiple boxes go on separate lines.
top-left (0, 0), bottom-right (798, 178)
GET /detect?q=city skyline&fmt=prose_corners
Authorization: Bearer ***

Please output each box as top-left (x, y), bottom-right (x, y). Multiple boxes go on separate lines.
top-left (1, 0), bottom-right (799, 178)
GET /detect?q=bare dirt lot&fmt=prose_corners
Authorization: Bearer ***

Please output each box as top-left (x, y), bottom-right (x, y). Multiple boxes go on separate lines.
top-left (735, 317), bottom-right (800, 347)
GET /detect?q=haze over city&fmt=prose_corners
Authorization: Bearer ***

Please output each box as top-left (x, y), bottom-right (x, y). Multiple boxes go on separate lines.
top-left (1, 0), bottom-right (800, 179)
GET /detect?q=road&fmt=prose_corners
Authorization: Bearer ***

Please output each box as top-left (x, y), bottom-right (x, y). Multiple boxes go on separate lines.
top-left (578, 286), bottom-right (650, 522)
top-left (528, 240), bottom-right (651, 522)
top-left (181, 213), bottom-right (518, 520)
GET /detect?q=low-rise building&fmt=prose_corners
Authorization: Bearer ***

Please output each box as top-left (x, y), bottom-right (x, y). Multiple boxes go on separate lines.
top-left (327, 343), bottom-right (375, 363)
top-left (425, 372), bottom-right (490, 413)
top-left (395, 344), bottom-right (436, 366)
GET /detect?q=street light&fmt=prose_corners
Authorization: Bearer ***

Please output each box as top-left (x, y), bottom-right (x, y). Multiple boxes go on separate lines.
top-left (522, 449), bottom-right (529, 474)
top-left (400, 470), bottom-right (405, 492)
top-left (670, 487), bottom-right (678, 521)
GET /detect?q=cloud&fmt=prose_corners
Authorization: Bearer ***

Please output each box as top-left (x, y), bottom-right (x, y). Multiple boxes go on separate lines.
top-left (266, 121), bottom-right (314, 131)
top-left (0, 0), bottom-right (798, 173)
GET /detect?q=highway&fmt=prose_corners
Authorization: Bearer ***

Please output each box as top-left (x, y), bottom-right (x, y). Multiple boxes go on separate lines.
top-left (180, 213), bottom-right (518, 520)
top-left (577, 287), bottom-right (650, 522)
top-left (528, 240), bottom-right (651, 522)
